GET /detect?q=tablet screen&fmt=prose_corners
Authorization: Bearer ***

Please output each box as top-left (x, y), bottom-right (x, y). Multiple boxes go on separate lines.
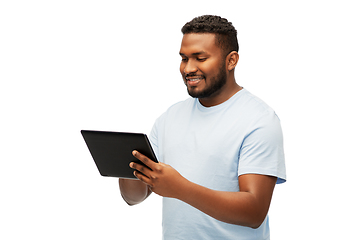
top-left (81, 130), bottom-right (158, 179)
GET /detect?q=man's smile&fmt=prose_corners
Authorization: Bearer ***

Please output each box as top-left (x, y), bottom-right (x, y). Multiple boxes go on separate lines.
top-left (185, 75), bottom-right (205, 86)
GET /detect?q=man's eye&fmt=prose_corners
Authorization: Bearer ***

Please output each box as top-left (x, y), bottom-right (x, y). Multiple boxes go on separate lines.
top-left (181, 58), bottom-right (188, 62)
top-left (197, 58), bottom-right (207, 62)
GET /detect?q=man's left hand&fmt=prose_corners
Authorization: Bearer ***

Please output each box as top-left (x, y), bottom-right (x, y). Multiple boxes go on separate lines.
top-left (130, 150), bottom-right (188, 199)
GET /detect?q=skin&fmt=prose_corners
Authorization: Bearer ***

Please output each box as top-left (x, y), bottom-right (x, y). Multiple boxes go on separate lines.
top-left (119, 33), bottom-right (277, 229)
top-left (180, 33), bottom-right (242, 107)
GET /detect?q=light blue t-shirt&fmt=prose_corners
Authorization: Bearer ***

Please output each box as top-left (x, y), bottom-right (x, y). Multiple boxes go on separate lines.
top-left (149, 88), bottom-right (286, 240)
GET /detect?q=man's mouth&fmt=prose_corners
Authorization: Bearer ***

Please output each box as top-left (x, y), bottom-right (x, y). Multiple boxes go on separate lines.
top-left (185, 75), bottom-right (205, 86)
top-left (187, 77), bottom-right (203, 81)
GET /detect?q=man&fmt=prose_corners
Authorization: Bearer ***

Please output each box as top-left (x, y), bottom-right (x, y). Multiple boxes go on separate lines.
top-left (119, 15), bottom-right (286, 239)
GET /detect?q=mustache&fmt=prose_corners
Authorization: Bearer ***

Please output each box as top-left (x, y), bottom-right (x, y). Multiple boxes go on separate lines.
top-left (184, 73), bottom-right (205, 78)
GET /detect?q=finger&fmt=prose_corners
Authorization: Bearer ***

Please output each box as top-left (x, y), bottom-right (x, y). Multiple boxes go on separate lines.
top-left (129, 162), bottom-right (152, 178)
top-left (132, 150), bottom-right (157, 170)
top-left (133, 170), bottom-right (153, 187)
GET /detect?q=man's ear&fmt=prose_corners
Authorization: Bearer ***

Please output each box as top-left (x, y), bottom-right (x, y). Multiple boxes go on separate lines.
top-left (226, 51), bottom-right (239, 71)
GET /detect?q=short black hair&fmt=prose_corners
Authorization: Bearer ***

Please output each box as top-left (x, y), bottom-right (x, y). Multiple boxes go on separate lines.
top-left (181, 15), bottom-right (239, 56)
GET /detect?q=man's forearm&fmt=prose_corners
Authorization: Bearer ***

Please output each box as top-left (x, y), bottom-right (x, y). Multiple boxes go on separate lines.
top-left (176, 176), bottom-right (275, 229)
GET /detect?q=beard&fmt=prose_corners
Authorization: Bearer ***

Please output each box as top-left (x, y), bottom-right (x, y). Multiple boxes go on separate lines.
top-left (186, 63), bottom-right (227, 99)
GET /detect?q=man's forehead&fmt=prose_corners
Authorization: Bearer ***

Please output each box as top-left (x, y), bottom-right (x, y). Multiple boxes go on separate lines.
top-left (180, 33), bottom-right (219, 54)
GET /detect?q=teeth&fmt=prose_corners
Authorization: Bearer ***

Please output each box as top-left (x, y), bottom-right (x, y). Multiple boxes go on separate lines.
top-left (187, 78), bottom-right (202, 82)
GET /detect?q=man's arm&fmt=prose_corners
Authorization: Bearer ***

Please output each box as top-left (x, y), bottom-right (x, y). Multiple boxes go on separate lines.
top-left (130, 150), bottom-right (276, 228)
top-left (119, 178), bottom-right (152, 206)
top-left (178, 174), bottom-right (276, 228)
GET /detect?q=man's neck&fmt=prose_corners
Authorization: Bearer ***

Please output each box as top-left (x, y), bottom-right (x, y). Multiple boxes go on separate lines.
top-left (199, 83), bottom-right (242, 107)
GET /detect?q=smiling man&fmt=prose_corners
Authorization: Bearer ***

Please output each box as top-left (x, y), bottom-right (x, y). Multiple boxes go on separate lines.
top-left (119, 15), bottom-right (286, 240)
top-left (180, 33), bottom-right (242, 107)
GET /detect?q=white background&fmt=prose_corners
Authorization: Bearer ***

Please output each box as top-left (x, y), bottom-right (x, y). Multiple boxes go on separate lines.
top-left (1, 0), bottom-right (359, 239)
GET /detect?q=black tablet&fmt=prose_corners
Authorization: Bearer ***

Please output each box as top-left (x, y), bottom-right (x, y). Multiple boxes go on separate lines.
top-left (81, 130), bottom-right (158, 179)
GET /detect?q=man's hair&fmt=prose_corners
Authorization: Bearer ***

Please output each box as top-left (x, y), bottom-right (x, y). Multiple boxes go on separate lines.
top-left (181, 15), bottom-right (239, 56)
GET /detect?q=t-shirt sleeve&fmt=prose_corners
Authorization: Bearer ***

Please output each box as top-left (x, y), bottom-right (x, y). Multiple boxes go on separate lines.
top-left (238, 111), bottom-right (286, 184)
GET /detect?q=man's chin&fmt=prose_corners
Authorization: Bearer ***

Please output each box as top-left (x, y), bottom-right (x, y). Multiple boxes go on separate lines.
top-left (187, 87), bottom-right (202, 98)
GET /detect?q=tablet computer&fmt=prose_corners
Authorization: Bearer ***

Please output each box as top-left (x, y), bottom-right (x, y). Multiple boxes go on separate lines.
top-left (81, 130), bottom-right (158, 179)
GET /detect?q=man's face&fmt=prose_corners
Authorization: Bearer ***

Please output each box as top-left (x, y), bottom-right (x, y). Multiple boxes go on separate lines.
top-left (179, 33), bottom-right (227, 99)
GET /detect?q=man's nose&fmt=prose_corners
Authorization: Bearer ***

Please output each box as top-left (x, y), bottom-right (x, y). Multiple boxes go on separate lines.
top-left (183, 59), bottom-right (198, 74)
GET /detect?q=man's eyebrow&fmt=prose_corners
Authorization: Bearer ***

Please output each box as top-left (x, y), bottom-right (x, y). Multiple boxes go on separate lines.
top-left (179, 51), bottom-right (207, 57)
